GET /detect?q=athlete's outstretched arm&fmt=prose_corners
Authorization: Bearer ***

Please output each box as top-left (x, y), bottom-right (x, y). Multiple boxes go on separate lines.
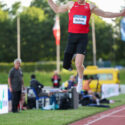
top-left (91, 4), bottom-right (125, 18)
top-left (48, 0), bottom-right (73, 13)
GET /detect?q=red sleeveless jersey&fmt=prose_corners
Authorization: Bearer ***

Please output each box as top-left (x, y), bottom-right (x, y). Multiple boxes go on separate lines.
top-left (68, 2), bottom-right (91, 33)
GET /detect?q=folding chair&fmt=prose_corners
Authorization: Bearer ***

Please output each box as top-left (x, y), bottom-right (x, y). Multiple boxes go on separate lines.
top-left (31, 88), bottom-right (49, 109)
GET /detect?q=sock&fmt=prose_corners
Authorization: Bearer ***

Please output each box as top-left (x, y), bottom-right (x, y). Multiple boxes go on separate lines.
top-left (96, 99), bottom-right (100, 105)
top-left (78, 77), bottom-right (83, 84)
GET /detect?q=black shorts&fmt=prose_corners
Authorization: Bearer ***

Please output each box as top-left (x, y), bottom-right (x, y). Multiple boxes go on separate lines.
top-left (63, 33), bottom-right (88, 70)
top-left (65, 33), bottom-right (88, 55)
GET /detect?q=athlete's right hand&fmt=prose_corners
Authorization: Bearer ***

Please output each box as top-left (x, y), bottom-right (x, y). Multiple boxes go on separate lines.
top-left (9, 87), bottom-right (13, 92)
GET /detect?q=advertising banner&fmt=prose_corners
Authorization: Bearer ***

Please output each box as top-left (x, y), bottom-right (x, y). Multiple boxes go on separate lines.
top-left (101, 84), bottom-right (119, 99)
top-left (0, 85), bottom-right (8, 114)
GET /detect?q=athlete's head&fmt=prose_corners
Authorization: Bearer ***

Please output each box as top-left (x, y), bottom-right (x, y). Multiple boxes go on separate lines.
top-left (77, 0), bottom-right (85, 4)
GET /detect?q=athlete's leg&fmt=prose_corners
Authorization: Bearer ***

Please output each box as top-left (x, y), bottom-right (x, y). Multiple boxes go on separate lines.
top-left (75, 54), bottom-right (85, 79)
top-left (63, 33), bottom-right (77, 70)
top-left (75, 34), bottom-right (88, 93)
top-left (63, 52), bottom-right (74, 70)
top-left (75, 54), bottom-right (85, 93)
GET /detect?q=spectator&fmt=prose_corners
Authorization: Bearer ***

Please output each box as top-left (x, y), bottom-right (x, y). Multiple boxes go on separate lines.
top-left (8, 58), bottom-right (24, 113)
top-left (30, 74), bottom-right (48, 97)
top-left (67, 75), bottom-right (76, 89)
top-left (51, 71), bottom-right (61, 88)
top-left (83, 77), bottom-right (100, 105)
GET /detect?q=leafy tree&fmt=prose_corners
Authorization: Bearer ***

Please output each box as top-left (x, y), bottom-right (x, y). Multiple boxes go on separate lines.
top-left (111, 17), bottom-right (125, 65)
top-left (30, 0), bottom-right (54, 16)
top-left (19, 7), bottom-right (47, 61)
top-left (9, 2), bottom-right (21, 16)
top-left (0, 1), bottom-right (9, 12)
top-left (86, 15), bottom-right (113, 63)
top-left (0, 9), bottom-right (16, 62)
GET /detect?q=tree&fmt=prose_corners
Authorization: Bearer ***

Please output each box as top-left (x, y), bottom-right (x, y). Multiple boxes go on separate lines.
top-left (19, 7), bottom-right (47, 61)
top-left (111, 17), bottom-right (125, 65)
top-left (9, 2), bottom-right (21, 17)
top-left (86, 15), bottom-right (113, 63)
top-left (30, 0), bottom-right (54, 16)
top-left (0, 1), bottom-right (9, 12)
top-left (0, 9), bottom-right (16, 62)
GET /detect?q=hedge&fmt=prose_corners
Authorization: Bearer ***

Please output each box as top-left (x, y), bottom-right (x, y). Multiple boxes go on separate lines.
top-left (0, 62), bottom-right (64, 72)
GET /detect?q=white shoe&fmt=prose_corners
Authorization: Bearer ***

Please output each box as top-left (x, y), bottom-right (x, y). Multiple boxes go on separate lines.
top-left (76, 83), bottom-right (83, 93)
top-left (96, 99), bottom-right (100, 105)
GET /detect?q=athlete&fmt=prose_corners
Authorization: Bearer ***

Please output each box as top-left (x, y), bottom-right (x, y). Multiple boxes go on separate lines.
top-left (48, 0), bottom-right (125, 93)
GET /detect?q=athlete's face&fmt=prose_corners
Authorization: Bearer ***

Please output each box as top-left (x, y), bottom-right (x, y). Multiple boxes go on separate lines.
top-left (77, 0), bottom-right (85, 4)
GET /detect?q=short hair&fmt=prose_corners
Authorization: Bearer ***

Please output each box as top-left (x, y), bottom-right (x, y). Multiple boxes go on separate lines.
top-left (14, 58), bottom-right (22, 64)
top-left (31, 74), bottom-right (36, 79)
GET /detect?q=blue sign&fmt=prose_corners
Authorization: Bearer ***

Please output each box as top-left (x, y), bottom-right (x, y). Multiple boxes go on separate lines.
top-left (73, 15), bottom-right (87, 25)
top-left (121, 17), bottom-right (125, 41)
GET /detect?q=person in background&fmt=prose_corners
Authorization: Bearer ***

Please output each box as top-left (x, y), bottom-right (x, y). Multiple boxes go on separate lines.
top-left (83, 76), bottom-right (100, 105)
top-left (51, 71), bottom-right (61, 88)
top-left (8, 59), bottom-right (24, 113)
top-left (67, 75), bottom-right (76, 89)
top-left (30, 74), bottom-right (49, 97)
top-left (20, 87), bottom-right (27, 110)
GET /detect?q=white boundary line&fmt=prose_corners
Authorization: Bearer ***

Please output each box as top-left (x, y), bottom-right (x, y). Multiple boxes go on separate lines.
top-left (85, 107), bottom-right (125, 125)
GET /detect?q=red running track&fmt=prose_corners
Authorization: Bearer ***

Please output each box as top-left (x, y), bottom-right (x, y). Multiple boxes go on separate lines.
top-left (69, 105), bottom-right (125, 125)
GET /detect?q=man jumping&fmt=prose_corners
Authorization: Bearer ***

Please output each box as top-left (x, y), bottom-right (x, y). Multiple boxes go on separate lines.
top-left (48, 0), bottom-right (125, 93)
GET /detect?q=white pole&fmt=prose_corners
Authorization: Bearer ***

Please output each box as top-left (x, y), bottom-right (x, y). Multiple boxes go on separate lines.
top-left (17, 16), bottom-right (21, 59)
top-left (56, 44), bottom-right (60, 73)
top-left (92, 16), bottom-right (96, 65)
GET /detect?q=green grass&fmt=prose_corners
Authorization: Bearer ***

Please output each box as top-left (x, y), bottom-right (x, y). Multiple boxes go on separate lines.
top-left (0, 70), bottom-right (74, 86)
top-left (0, 69), bottom-right (125, 87)
top-left (0, 94), bottom-right (125, 125)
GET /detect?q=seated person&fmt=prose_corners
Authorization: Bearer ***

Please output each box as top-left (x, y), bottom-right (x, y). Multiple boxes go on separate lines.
top-left (51, 71), bottom-right (61, 88)
top-left (66, 75), bottom-right (76, 90)
top-left (83, 77), bottom-right (100, 105)
top-left (30, 74), bottom-right (48, 97)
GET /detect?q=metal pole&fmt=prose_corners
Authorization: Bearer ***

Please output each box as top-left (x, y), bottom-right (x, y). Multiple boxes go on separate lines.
top-left (56, 44), bottom-right (60, 73)
top-left (92, 16), bottom-right (96, 65)
top-left (17, 16), bottom-right (21, 59)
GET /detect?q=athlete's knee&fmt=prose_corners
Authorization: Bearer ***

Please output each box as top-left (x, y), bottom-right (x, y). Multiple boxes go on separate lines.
top-left (75, 62), bottom-right (81, 68)
top-left (75, 62), bottom-right (84, 70)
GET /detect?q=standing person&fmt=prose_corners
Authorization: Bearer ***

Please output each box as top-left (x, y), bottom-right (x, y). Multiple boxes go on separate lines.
top-left (48, 0), bottom-right (125, 93)
top-left (8, 59), bottom-right (24, 113)
top-left (51, 70), bottom-right (61, 88)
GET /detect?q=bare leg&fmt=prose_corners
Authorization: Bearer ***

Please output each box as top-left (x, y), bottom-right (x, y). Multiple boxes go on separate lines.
top-left (88, 90), bottom-right (100, 105)
top-left (75, 54), bottom-right (85, 93)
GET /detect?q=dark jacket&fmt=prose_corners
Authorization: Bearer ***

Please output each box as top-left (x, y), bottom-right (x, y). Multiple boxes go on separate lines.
top-left (30, 79), bottom-right (44, 96)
